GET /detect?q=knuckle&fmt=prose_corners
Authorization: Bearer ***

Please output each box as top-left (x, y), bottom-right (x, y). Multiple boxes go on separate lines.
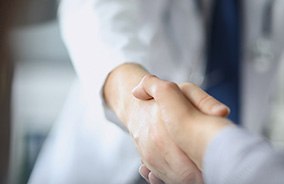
top-left (181, 172), bottom-right (201, 184)
top-left (179, 168), bottom-right (202, 184)
top-left (151, 131), bottom-right (163, 147)
top-left (143, 74), bottom-right (156, 81)
top-left (180, 82), bottom-right (196, 92)
top-left (143, 150), bottom-right (158, 168)
top-left (158, 81), bottom-right (179, 92)
top-left (198, 94), bottom-right (213, 108)
top-left (143, 153), bottom-right (154, 166)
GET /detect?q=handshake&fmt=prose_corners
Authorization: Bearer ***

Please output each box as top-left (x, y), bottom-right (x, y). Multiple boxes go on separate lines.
top-left (132, 75), bottom-right (232, 184)
top-left (104, 64), bottom-right (233, 184)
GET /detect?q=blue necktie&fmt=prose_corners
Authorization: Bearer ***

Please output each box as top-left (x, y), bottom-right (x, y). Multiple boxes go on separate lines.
top-left (206, 0), bottom-right (241, 124)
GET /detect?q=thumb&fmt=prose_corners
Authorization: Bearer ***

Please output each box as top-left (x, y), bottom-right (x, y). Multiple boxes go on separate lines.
top-left (132, 74), bottom-right (196, 118)
top-left (179, 83), bottom-right (230, 117)
top-left (132, 75), bottom-right (230, 117)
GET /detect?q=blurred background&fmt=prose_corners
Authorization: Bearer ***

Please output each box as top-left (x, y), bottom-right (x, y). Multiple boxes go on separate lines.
top-left (8, 0), bottom-right (75, 183)
top-left (2, 1), bottom-right (284, 184)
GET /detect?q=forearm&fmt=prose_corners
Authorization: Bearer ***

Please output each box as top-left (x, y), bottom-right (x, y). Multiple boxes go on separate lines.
top-left (104, 63), bottom-right (150, 126)
top-left (204, 126), bottom-right (284, 184)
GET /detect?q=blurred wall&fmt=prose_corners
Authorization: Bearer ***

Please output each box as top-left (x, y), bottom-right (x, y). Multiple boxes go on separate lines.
top-left (8, 0), bottom-right (75, 183)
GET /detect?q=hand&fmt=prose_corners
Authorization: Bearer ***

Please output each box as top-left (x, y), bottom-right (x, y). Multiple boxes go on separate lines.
top-left (133, 75), bottom-right (232, 183)
top-left (104, 64), bottom-right (204, 183)
top-left (104, 64), bottom-right (230, 183)
top-left (126, 85), bottom-right (204, 184)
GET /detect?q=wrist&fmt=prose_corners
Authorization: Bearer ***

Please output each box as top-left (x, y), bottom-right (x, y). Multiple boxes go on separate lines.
top-left (103, 63), bottom-right (149, 126)
top-left (180, 114), bottom-right (232, 169)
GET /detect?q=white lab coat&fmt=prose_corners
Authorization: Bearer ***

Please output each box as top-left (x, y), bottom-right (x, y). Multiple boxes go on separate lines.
top-left (29, 0), bottom-right (284, 183)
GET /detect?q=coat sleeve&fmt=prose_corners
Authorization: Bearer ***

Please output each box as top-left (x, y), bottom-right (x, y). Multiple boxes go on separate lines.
top-left (58, 0), bottom-right (160, 120)
top-left (204, 126), bottom-right (284, 184)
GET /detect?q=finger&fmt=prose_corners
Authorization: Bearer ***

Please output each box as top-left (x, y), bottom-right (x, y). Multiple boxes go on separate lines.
top-left (148, 172), bottom-right (164, 184)
top-left (133, 75), bottom-right (230, 117)
top-left (132, 75), bottom-right (228, 118)
top-left (132, 75), bottom-right (195, 115)
top-left (139, 164), bottom-right (150, 183)
top-left (132, 75), bottom-right (156, 100)
top-left (179, 83), bottom-right (230, 117)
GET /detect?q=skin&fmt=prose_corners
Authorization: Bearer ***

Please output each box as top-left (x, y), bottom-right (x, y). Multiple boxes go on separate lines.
top-left (132, 75), bottom-right (234, 183)
top-left (104, 64), bottom-right (230, 184)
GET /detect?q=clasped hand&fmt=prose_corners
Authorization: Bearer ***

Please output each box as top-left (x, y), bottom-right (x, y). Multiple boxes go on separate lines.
top-left (125, 75), bottom-right (231, 184)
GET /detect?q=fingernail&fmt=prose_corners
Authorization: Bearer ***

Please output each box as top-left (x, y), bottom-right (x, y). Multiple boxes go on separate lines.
top-left (139, 165), bottom-right (150, 183)
top-left (212, 104), bottom-right (230, 114)
top-left (148, 172), bottom-right (164, 184)
top-left (131, 85), bottom-right (139, 94)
